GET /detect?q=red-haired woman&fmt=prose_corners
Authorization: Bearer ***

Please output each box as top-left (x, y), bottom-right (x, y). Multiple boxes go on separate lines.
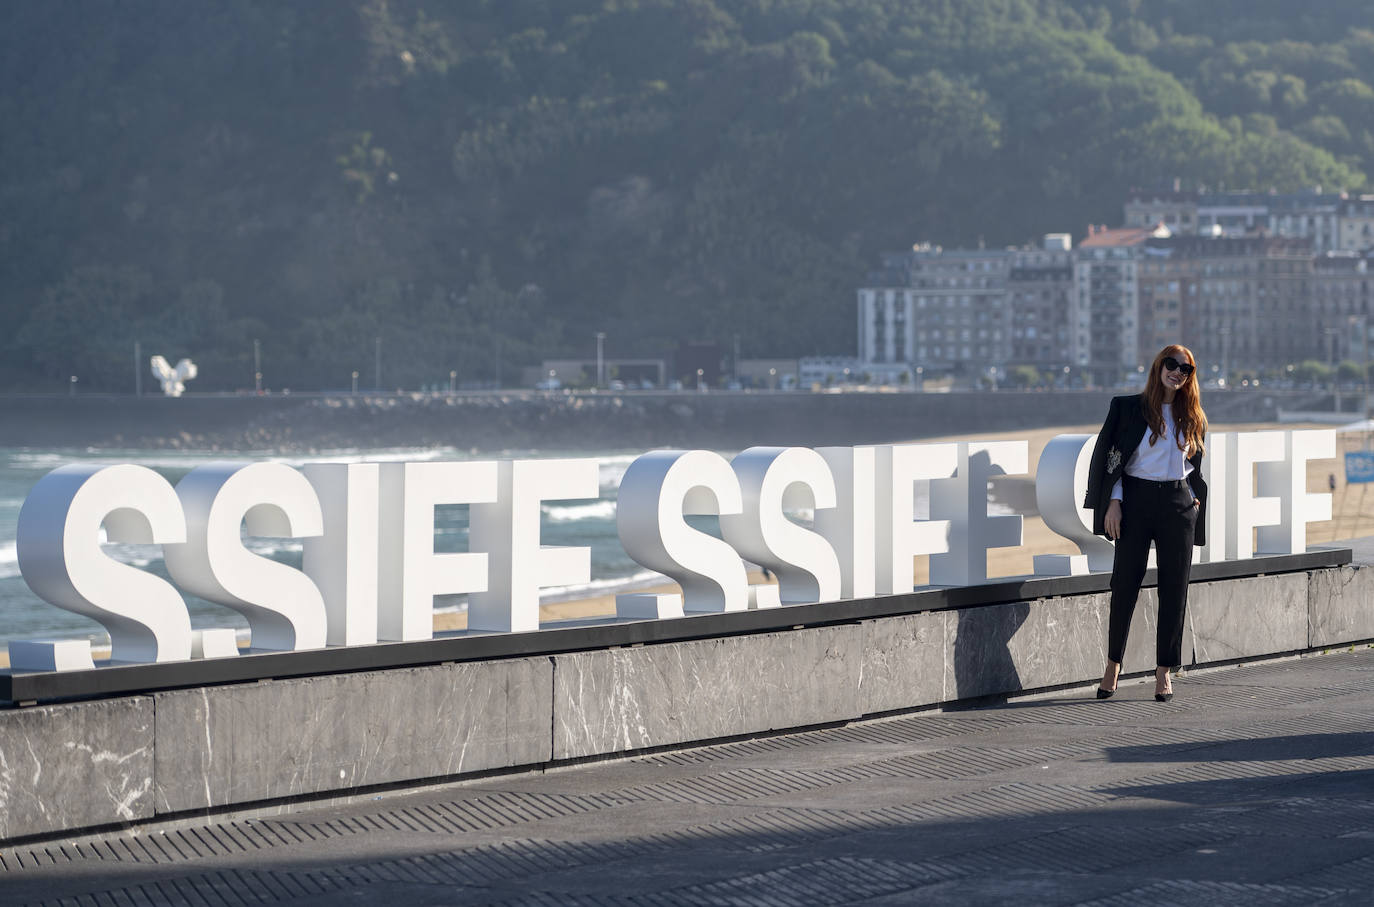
top-left (1084, 345), bottom-right (1209, 702)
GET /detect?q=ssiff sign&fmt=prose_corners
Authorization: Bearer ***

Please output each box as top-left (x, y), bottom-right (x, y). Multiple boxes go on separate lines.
top-left (11, 430), bottom-right (1335, 671)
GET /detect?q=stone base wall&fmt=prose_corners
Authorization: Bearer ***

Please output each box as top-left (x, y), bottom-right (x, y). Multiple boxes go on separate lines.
top-left (3, 563), bottom-right (1371, 843)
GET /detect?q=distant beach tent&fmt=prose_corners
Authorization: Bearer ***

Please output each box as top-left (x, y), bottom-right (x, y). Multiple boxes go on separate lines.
top-left (150, 355), bottom-right (198, 397)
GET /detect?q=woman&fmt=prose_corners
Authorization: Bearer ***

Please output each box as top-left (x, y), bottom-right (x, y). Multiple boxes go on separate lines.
top-left (1084, 344), bottom-right (1208, 702)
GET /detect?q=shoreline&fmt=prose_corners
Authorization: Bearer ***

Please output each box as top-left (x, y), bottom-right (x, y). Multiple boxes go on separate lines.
top-left (3, 419), bottom-right (1367, 669)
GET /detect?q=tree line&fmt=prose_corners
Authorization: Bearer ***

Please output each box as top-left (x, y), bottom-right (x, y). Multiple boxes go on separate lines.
top-left (2, 0), bottom-right (1372, 392)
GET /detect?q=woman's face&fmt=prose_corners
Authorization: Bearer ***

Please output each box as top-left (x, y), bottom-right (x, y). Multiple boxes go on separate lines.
top-left (1159, 353), bottom-right (1194, 392)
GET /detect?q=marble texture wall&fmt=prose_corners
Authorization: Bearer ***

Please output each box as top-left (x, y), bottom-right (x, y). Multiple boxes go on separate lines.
top-left (1188, 573), bottom-right (1308, 664)
top-left (858, 611), bottom-right (946, 714)
top-left (551, 626), bottom-right (862, 760)
top-left (3, 563), bottom-right (1369, 844)
top-left (154, 657), bottom-right (552, 813)
top-left (1308, 564), bottom-right (1374, 648)
top-left (0, 696), bottom-right (153, 841)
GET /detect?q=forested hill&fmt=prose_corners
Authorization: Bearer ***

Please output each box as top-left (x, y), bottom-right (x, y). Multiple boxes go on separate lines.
top-left (4, 1), bottom-right (1374, 392)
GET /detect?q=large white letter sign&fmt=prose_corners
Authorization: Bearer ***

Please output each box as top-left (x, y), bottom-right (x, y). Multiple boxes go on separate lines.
top-left (377, 461), bottom-right (498, 641)
top-left (17, 464), bottom-right (192, 664)
top-left (1228, 432), bottom-right (1285, 560)
top-left (303, 463), bottom-right (380, 647)
top-left (469, 458), bottom-right (599, 633)
top-left (875, 443), bottom-right (957, 594)
top-left (1257, 429), bottom-right (1335, 554)
top-left (164, 463), bottom-right (326, 652)
top-left (617, 450), bottom-right (748, 613)
top-left (1033, 434), bottom-right (1115, 575)
top-left (930, 441), bottom-right (1027, 585)
top-left (815, 446), bottom-right (877, 600)
top-left (721, 447), bottom-right (841, 605)
top-left (1196, 433), bottom-right (1230, 564)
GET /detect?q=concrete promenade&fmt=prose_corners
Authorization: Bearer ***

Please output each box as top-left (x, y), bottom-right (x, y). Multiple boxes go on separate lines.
top-left (3, 649), bottom-right (1372, 905)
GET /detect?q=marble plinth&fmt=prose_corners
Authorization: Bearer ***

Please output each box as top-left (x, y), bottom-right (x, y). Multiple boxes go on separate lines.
top-left (551, 625), bottom-right (862, 760)
top-left (1189, 573), bottom-right (1308, 664)
top-left (154, 657), bottom-right (552, 812)
top-left (858, 611), bottom-right (945, 714)
top-left (943, 594), bottom-right (1109, 700)
top-left (0, 697), bottom-right (153, 840)
top-left (1308, 564), bottom-right (1374, 648)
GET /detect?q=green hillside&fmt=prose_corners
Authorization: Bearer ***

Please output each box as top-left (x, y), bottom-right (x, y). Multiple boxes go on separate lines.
top-left (2, 1), bottom-right (1371, 391)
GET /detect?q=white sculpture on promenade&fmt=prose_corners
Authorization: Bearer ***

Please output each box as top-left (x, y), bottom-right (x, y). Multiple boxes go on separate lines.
top-left (721, 446), bottom-right (841, 605)
top-left (163, 462), bottom-right (327, 651)
top-left (150, 355), bottom-right (197, 397)
top-left (16, 464), bottom-right (193, 663)
top-left (931, 441), bottom-right (1027, 585)
top-left (617, 449), bottom-right (749, 613)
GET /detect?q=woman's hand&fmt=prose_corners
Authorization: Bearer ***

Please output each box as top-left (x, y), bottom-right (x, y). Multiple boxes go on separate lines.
top-left (1105, 499), bottom-right (1123, 540)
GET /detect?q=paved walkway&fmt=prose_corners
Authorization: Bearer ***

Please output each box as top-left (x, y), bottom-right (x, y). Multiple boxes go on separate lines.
top-left (4, 648), bottom-right (1373, 906)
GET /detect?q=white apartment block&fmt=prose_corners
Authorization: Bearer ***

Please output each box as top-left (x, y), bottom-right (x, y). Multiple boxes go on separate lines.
top-left (1125, 189), bottom-right (1346, 250)
top-left (858, 233), bottom-right (1151, 385)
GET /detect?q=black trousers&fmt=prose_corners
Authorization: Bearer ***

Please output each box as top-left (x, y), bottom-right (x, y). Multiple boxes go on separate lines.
top-left (1107, 476), bottom-right (1198, 668)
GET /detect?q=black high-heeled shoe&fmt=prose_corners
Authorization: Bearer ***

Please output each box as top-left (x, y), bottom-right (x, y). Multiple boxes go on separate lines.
top-left (1154, 691), bottom-right (1173, 703)
top-left (1096, 686), bottom-right (1115, 699)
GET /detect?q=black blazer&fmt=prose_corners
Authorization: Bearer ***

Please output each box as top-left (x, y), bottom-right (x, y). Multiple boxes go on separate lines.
top-left (1083, 394), bottom-right (1208, 546)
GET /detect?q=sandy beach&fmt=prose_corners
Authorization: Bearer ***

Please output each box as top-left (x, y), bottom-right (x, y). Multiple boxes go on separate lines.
top-left (4, 420), bottom-right (1369, 666)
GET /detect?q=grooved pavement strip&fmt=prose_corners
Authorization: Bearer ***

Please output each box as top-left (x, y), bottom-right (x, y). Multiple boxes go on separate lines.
top-left (3, 649), bottom-right (1373, 905)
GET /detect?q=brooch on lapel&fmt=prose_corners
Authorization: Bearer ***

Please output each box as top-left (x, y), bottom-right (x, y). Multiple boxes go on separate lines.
top-left (1106, 447), bottom-right (1122, 473)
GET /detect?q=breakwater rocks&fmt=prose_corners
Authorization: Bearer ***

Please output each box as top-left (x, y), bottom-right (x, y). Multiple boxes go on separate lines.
top-left (0, 388), bottom-right (1293, 453)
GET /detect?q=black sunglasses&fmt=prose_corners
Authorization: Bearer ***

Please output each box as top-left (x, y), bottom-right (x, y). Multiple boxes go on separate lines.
top-left (1162, 356), bottom-right (1195, 376)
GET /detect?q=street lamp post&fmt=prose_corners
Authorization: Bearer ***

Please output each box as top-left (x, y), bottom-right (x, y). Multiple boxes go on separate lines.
top-left (696, 368), bottom-right (704, 392)
top-left (351, 370), bottom-right (359, 394)
top-left (916, 365), bottom-right (924, 392)
top-left (253, 339), bottom-right (262, 394)
top-left (449, 370), bottom-right (457, 395)
top-left (595, 332), bottom-right (606, 389)
top-left (1324, 326), bottom-right (1341, 411)
top-left (69, 375), bottom-right (77, 397)
top-left (768, 367), bottom-right (777, 390)
top-left (1218, 327), bottom-right (1231, 389)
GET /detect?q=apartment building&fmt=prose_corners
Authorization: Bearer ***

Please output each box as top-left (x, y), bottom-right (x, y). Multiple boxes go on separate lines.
top-left (1144, 236), bottom-right (1315, 374)
top-left (856, 244), bottom-right (1013, 377)
top-left (1124, 189), bottom-right (1346, 250)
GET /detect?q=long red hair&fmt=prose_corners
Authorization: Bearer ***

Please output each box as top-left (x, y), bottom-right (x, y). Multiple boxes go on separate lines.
top-left (1142, 343), bottom-right (1207, 456)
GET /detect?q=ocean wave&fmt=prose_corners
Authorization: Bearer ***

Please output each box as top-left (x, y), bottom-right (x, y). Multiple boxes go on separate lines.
top-left (542, 500), bottom-right (616, 522)
top-left (541, 570), bottom-right (665, 602)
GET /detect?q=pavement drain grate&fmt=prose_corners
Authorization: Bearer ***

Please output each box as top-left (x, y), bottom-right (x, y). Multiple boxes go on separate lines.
top-left (862, 782), bottom-right (1118, 825)
top-left (639, 733), bottom-right (817, 767)
top-left (640, 807), bottom-right (873, 854)
top-left (806, 716), bottom-right (1007, 745)
top-left (605, 855), bottom-right (963, 907)
top-left (1285, 852), bottom-right (1374, 889)
top-left (1069, 878), bottom-right (1349, 906)
top-left (17, 866), bottom-right (358, 907)
top-left (946, 699), bottom-right (1181, 725)
top-left (612, 767), bottom-right (842, 805)
top-left (263, 789), bottom-right (628, 840)
top-left (339, 837), bottom-right (649, 888)
top-left (943, 823), bottom-right (1222, 875)
top-left (0, 821), bottom-right (299, 873)
top-left (1096, 755), bottom-right (1374, 802)
top-left (1180, 685), bottom-right (1350, 710)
